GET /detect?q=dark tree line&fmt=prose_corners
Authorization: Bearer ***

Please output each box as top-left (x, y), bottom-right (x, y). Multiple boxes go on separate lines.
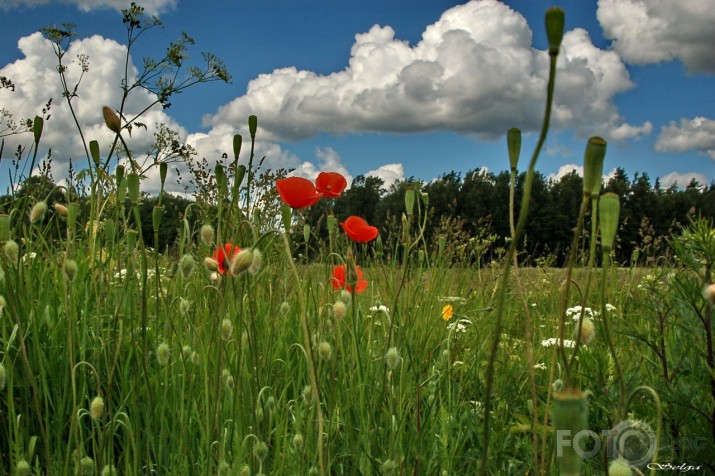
top-left (303, 167), bottom-right (714, 266)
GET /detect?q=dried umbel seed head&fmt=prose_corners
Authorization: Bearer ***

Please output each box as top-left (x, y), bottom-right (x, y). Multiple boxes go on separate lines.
top-left (179, 254), bottom-right (195, 280)
top-left (230, 248), bottom-right (253, 275)
top-left (200, 224), bottom-right (214, 247)
top-left (64, 259), bottom-right (78, 282)
top-left (102, 106), bottom-right (121, 134)
top-left (29, 201), bottom-right (48, 223)
top-left (332, 301), bottom-right (346, 321)
top-left (53, 203), bottom-right (69, 217)
top-left (4, 239), bottom-right (19, 263)
top-left (385, 347), bottom-right (401, 370)
top-left (220, 318), bottom-right (233, 341)
top-left (318, 341), bottom-right (333, 361)
top-left (580, 318), bottom-right (595, 345)
top-left (156, 342), bottom-right (170, 366)
top-left (90, 395), bottom-right (105, 420)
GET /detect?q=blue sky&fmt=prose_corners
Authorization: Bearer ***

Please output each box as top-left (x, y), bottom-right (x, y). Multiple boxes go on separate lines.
top-left (1, 0), bottom-right (714, 195)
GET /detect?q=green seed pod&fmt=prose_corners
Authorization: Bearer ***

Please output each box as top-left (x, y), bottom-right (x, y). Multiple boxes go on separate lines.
top-left (159, 162), bottom-right (168, 189)
top-left (152, 205), bottom-right (163, 234)
top-left (599, 192), bottom-right (620, 253)
top-left (233, 134), bottom-right (243, 160)
top-left (248, 115), bottom-right (258, 139)
top-left (127, 173), bottom-right (140, 204)
top-left (235, 164), bottom-right (246, 190)
top-left (583, 137), bottom-right (606, 197)
top-left (126, 230), bottom-right (137, 253)
top-left (102, 106), bottom-right (121, 134)
top-left (421, 192), bottom-right (429, 209)
top-left (551, 389), bottom-right (588, 476)
top-left (545, 7), bottom-right (566, 55)
top-left (90, 140), bottom-right (101, 168)
top-left (507, 127), bottom-right (521, 171)
top-left (303, 223), bottom-right (311, 244)
top-left (33, 116), bottom-right (44, 144)
top-left (64, 259), bottom-right (78, 282)
top-left (405, 189), bottom-right (415, 217)
top-left (0, 214), bottom-right (10, 243)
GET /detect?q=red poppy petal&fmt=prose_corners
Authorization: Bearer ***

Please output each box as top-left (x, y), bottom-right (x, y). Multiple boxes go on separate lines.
top-left (316, 172), bottom-right (347, 199)
top-left (341, 216), bottom-right (379, 243)
top-left (277, 177), bottom-right (322, 209)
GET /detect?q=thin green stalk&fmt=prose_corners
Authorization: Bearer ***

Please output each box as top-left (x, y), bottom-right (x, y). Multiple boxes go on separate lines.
top-left (478, 41), bottom-right (559, 476)
top-left (601, 252), bottom-right (626, 420)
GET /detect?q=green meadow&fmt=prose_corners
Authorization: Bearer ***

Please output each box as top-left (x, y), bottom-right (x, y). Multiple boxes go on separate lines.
top-left (1, 4), bottom-right (714, 476)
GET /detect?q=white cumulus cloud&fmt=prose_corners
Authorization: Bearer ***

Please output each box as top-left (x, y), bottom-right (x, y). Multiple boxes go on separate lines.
top-left (204, 0), bottom-right (643, 142)
top-left (1, 0), bottom-right (175, 14)
top-left (597, 0), bottom-right (715, 73)
top-left (365, 163), bottom-right (404, 190)
top-left (658, 171), bottom-right (708, 190)
top-left (655, 116), bottom-right (715, 159)
top-left (547, 163), bottom-right (618, 184)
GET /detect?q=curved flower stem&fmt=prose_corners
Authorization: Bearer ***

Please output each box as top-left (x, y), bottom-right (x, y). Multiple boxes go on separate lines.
top-left (626, 385), bottom-right (662, 474)
top-left (281, 231), bottom-right (325, 476)
top-left (479, 48), bottom-right (559, 475)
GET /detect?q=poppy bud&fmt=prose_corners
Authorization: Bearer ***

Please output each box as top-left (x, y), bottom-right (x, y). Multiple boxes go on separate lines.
top-left (4, 239), bottom-right (19, 263)
top-left (333, 300), bottom-right (346, 321)
top-left (152, 205), bottom-right (163, 233)
top-left (248, 248), bottom-right (262, 275)
top-left (33, 116), bottom-right (43, 144)
top-left (319, 341), bottom-right (333, 361)
top-left (235, 164), bottom-right (246, 191)
top-left (200, 224), bottom-right (214, 247)
top-left (254, 441), bottom-right (268, 462)
top-left (16, 460), bottom-right (30, 476)
top-left (385, 347), bottom-right (401, 369)
top-left (421, 192), bottom-right (429, 209)
top-left (102, 106), bottom-right (121, 134)
top-left (545, 7), bottom-right (565, 55)
top-left (64, 259), bottom-right (78, 282)
top-left (507, 128), bottom-right (521, 171)
top-left (156, 342), bottom-right (170, 366)
top-left (215, 164), bottom-right (226, 193)
top-left (608, 458), bottom-right (633, 476)
top-left (90, 395), bottom-right (104, 420)
top-left (233, 134), bottom-right (242, 160)
top-left (30, 201), bottom-right (48, 223)
top-left (304, 223), bottom-right (311, 244)
top-left (583, 137), bottom-right (606, 198)
top-left (599, 193), bottom-right (620, 253)
top-left (280, 301), bottom-right (291, 316)
top-left (101, 465), bottom-right (117, 476)
top-left (405, 189), bottom-right (415, 216)
top-left (579, 317), bottom-right (595, 345)
top-left (54, 203), bottom-right (68, 217)
top-left (221, 318), bottom-right (233, 341)
top-left (230, 248), bottom-right (253, 275)
top-left (181, 344), bottom-right (192, 360)
top-left (248, 115), bottom-right (258, 140)
top-left (292, 433), bottom-right (304, 450)
top-left (79, 456), bottom-right (95, 476)
top-left (159, 162), bottom-right (168, 189)
top-left (179, 254), bottom-right (195, 279)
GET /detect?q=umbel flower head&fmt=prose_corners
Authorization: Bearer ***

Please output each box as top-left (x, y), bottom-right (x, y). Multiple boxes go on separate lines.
top-left (340, 216), bottom-right (379, 243)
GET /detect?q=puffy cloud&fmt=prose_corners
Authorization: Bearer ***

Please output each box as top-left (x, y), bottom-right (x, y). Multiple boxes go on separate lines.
top-left (597, 0), bottom-right (715, 73)
top-left (204, 0), bottom-right (642, 142)
top-left (659, 171), bottom-right (708, 190)
top-left (0, 32), bottom-right (187, 187)
top-left (1, 0), bottom-right (175, 14)
top-left (291, 147), bottom-right (353, 185)
top-left (365, 163), bottom-right (404, 190)
top-left (607, 121), bottom-right (653, 141)
top-left (655, 116), bottom-right (715, 159)
top-left (547, 163), bottom-right (618, 184)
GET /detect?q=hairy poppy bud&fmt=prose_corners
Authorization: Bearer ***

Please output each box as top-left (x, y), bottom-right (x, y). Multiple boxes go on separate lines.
top-left (230, 248), bottom-right (253, 275)
top-left (179, 254), bottom-right (195, 279)
top-left (608, 458), bottom-right (633, 476)
top-left (156, 342), bottom-right (170, 366)
top-left (200, 224), bottom-right (214, 247)
top-left (90, 395), bottom-right (104, 420)
top-left (204, 257), bottom-right (219, 272)
top-left (319, 341), bottom-right (333, 361)
top-left (33, 116), bottom-right (43, 144)
top-left (579, 317), bottom-right (595, 345)
top-left (507, 128), bottom-right (521, 171)
top-left (80, 456), bottom-right (95, 476)
top-left (333, 300), bottom-right (346, 321)
top-left (16, 460), bottom-right (30, 476)
top-left (64, 259), bottom-right (78, 282)
top-left (220, 318), bottom-right (233, 341)
top-left (583, 137), bottom-right (606, 198)
top-left (385, 347), bottom-right (401, 369)
top-left (4, 239), bottom-right (19, 263)
top-left (599, 193), bottom-right (620, 253)
top-left (102, 106), bottom-right (121, 134)
top-left (30, 201), bottom-right (47, 223)
top-left (248, 115), bottom-right (258, 140)
top-left (54, 203), bottom-right (68, 217)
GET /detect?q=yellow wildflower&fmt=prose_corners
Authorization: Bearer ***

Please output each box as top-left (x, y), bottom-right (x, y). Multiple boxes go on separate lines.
top-left (441, 304), bottom-right (454, 321)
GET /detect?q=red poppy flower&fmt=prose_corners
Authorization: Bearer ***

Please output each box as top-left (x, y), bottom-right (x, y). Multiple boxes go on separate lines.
top-left (276, 177), bottom-right (322, 209)
top-left (330, 264), bottom-right (368, 293)
top-left (315, 172), bottom-right (347, 199)
top-left (212, 243), bottom-right (241, 275)
top-left (340, 216), bottom-right (379, 243)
